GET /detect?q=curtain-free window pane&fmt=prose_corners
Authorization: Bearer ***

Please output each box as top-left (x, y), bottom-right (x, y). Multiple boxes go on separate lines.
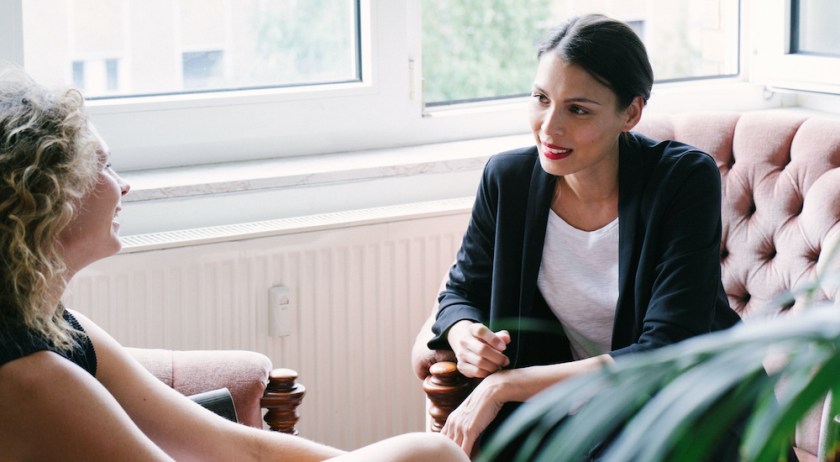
top-left (22, 0), bottom-right (360, 99)
top-left (183, 50), bottom-right (225, 90)
top-left (792, 0), bottom-right (840, 56)
top-left (422, 0), bottom-right (739, 106)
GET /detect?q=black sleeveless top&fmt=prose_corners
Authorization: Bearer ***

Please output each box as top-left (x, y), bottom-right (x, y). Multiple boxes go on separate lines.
top-left (0, 310), bottom-right (97, 376)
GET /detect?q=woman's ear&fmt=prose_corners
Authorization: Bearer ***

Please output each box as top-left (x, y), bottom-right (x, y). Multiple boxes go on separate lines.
top-left (622, 96), bottom-right (645, 131)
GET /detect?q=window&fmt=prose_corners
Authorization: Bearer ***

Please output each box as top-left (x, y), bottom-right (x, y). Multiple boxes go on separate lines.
top-left (106, 59), bottom-right (119, 91)
top-left (20, 0), bottom-right (360, 99)
top-left (183, 51), bottom-right (225, 90)
top-left (422, 0), bottom-right (739, 106)
top-left (72, 61), bottom-right (85, 88)
top-left (71, 58), bottom-right (121, 94)
top-left (752, 0), bottom-right (840, 94)
top-left (791, 0), bottom-right (840, 56)
top-left (0, 0), bottom-right (769, 172)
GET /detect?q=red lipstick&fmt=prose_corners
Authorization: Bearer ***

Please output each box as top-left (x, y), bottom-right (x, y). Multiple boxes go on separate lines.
top-left (542, 142), bottom-right (572, 160)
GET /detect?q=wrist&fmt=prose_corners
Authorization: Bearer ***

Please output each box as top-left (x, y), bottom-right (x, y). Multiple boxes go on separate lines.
top-left (445, 319), bottom-right (474, 347)
top-left (486, 369), bottom-right (518, 403)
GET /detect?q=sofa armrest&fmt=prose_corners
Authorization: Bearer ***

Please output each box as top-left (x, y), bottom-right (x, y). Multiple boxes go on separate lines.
top-left (126, 347), bottom-right (271, 428)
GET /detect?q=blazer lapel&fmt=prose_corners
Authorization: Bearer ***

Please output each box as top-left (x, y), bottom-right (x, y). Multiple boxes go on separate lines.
top-left (613, 133), bottom-right (644, 349)
top-left (518, 158), bottom-right (555, 326)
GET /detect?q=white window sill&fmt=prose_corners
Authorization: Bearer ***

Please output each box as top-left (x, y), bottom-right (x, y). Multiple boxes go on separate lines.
top-left (120, 133), bottom-right (532, 236)
top-left (118, 80), bottom-right (836, 238)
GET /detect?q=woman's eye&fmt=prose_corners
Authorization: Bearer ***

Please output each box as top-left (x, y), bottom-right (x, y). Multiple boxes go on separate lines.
top-left (570, 105), bottom-right (588, 115)
top-left (104, 162), bottom-right (113, 170)
top-left (531, 93), bottom-right (549, 104)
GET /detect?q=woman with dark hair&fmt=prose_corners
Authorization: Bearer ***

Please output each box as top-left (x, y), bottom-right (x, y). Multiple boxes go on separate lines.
top-left (0, 67), bottom-right (469, 462)
top-left (413, 14), bottom-right (741, 457)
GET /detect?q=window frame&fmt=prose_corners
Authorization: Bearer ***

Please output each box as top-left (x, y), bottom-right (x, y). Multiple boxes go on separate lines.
top-left (751, 0), bottom-right (840, 95)
top-left (0, 0), bottom-right (785, 173)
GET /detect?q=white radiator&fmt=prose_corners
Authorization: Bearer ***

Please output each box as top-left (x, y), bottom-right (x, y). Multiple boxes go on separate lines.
top-left (63, 198), bottom-right (472, 450)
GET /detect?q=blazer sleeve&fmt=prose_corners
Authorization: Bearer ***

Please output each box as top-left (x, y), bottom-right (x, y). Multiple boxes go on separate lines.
top-left (427, 158), bottom-right (500, 350)
top-left (611, 149), bottom-right (730, 358)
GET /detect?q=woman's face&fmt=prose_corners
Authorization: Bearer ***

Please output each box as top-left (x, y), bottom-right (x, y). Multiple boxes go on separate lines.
top-left (58, 127), bottom-right (130, 274)
top-left (529, 52), bottom-right (643, 179)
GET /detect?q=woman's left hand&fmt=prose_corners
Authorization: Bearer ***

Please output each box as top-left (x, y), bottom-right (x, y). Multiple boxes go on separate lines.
top-left (440, 370), bottom-right (510, 456)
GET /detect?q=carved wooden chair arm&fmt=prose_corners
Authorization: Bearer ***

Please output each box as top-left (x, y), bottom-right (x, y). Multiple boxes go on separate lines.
top-left (261, 368), bottom-right (306, 434)
top-left (421, 361), bottom-right (475, 432)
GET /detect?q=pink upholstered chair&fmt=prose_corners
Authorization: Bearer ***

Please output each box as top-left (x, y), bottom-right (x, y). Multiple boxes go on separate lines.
top-left (420, 111), bottom-right (840, 461)
top-left (127, 347), bottom-right (305, 433)
top-left (633, 111), bottom-right (840, 461)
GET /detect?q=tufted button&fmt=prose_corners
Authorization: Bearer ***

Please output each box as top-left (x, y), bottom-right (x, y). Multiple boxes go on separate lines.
top-left (741, 293), bottom-right (751, 304)
top-left (793, 200), bottom-right (803, 216)
top-left (781, 299), bottom-right (795, 312)
top-left (806, 247), bottom-right (820, 264)
top-left (720, 247), bottom-right (729, 260)
top-left (747, 201), bottom-right (756, 217)
top-left (765, 247), bottom-right (777, 261)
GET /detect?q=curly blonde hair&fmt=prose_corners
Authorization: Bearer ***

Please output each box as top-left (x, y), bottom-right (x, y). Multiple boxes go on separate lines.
top-left (0, 67), bottom-right (100, 350)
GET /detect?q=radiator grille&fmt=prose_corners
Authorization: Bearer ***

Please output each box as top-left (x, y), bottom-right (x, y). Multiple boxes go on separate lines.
top-left (64, 201), bottom-right (471, 450)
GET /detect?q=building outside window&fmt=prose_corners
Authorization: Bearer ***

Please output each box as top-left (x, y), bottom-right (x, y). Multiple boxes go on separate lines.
top-left (21, 0), bottom-right (360, 99)
top-left (182, 50), bottom-right (225, 90)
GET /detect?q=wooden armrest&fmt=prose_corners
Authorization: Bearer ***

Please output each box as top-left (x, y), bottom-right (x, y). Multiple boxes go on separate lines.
top-left (421, 361), bottom-right (475, 432)
top-left (261, 368), bottom-right (306, 435)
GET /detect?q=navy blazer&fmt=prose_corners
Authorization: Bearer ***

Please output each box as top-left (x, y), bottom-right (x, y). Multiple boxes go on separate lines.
top-left (429, 132), bottom-right (740, 369)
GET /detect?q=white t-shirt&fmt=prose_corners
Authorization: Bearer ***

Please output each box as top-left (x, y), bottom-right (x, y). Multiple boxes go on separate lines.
top-left (537, 210), bottom-right (619, 360)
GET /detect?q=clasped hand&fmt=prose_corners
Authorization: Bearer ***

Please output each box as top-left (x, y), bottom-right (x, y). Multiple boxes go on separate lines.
top-left (442, 321), bottom-right (512, 455)
top-left (446, 320), bottom-right (510, 378)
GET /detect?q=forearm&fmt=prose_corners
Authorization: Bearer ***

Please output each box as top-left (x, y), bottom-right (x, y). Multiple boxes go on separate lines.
top-left (495, 354), bottom-right (614, 403)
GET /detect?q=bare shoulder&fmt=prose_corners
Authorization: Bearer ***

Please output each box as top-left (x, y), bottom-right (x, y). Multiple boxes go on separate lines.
top-left (0, 349), bottom-right (170, 461)
top-left (0, 350), bottom-right (97, 459)
top-left (0, 349), bottom-right (86, 411)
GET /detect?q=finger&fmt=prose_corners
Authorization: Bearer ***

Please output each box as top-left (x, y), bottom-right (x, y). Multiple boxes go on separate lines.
top-left (442, 417), bottom-right (463, 449)
top-left (456, 361), bottom-right (492, 378)
top-left (458, 349), bottom-right (507, 376)
top-left (470, 342), bottom-right (510, 368)
top-left (461, 433), bottom-right (475, 457)
top-left (454, 336), bottom-right (509, 369)
top-left (496, 330), bottom-right (512, 345)
top-left (471, 324), bottom-right (508, 351)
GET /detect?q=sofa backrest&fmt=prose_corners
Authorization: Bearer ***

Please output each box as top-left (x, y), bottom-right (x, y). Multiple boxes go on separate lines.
top-left (634, 111), bottom-right (840, 319)
top-left (634, 110), bottom-right (840, 457)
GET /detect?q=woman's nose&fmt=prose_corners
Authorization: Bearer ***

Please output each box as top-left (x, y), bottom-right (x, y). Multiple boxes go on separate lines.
top-left (117, 174), bottom-right (131, 196)
top-left (542, 109), bottom-right (564, 136)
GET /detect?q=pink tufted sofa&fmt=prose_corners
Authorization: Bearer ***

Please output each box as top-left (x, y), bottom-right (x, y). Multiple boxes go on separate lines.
top-left (126, 347), bottom-right (273, 428)
top-left (634, 110), bottom-right (840, 461)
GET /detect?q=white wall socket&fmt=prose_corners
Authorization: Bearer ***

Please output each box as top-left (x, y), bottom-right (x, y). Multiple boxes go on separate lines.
top-left (269, 285), bottom-right (293, 337)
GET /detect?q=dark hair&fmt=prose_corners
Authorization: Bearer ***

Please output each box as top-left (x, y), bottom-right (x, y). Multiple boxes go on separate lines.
top-left (538, 14), bottom-right (654, 109)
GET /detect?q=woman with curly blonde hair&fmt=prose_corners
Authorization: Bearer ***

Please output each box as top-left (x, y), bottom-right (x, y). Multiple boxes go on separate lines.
top-left (0, 68), bottom-right (468, 462)
top-left (0, 69), bottom-right (100, 349)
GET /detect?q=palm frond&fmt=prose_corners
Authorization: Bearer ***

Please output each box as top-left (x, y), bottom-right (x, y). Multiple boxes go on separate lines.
top-left (481, 305), bottom-right (840, 462)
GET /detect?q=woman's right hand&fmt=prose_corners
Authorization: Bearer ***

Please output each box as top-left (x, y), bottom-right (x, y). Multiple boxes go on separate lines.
top-left (446, 320), bottom-right (511, 378)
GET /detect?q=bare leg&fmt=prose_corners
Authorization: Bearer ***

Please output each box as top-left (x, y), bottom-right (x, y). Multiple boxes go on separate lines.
top-left (327, 432), bottom-right (468, 462)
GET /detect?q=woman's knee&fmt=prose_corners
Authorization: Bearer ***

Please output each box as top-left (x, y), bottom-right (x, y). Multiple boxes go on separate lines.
top-left (399, 432), bottom-right (466, 461)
